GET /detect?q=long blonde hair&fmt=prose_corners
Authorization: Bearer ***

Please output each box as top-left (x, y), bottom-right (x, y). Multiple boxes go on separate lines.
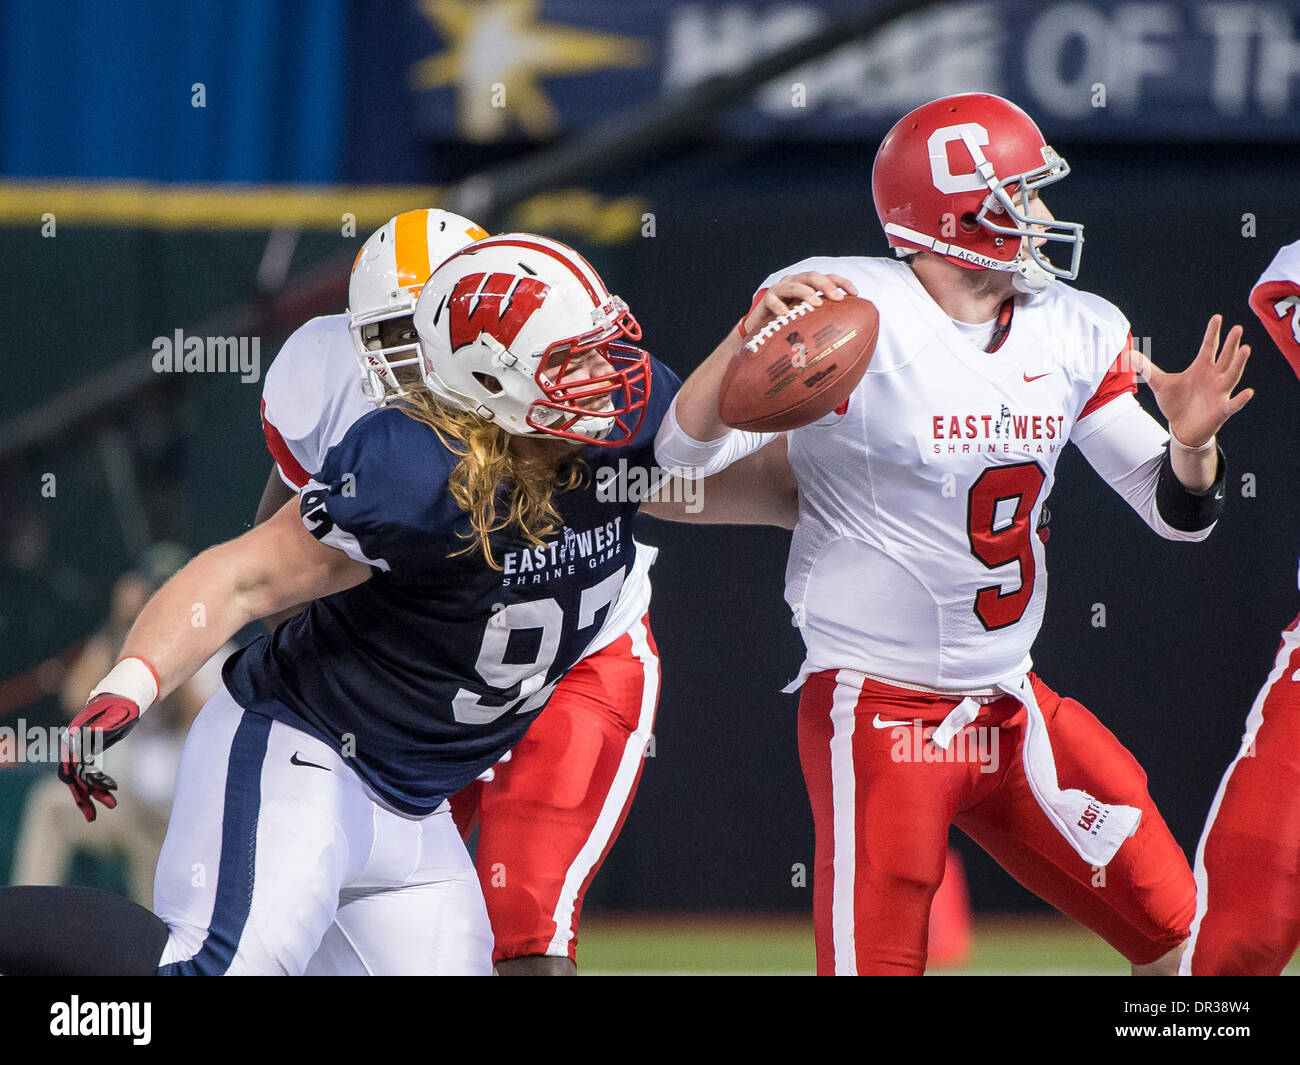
top-left (396, 388), bottom-right (587, 569)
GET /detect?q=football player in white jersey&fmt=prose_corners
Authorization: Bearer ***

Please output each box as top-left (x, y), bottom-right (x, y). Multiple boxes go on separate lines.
top-left (1181, 240), bottom-right (1300, 975)
top-left (656, 93), bottom-right (1254, 975)
top-left (256, 211), bottom-right (795, 974)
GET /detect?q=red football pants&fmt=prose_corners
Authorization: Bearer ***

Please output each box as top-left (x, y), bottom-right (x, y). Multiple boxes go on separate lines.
top-left (1186, 612), bottom-right (1300, 975)
top-left (798, 670), bottom-right (1194, 975)
top-left (450, 617), bottom-right (659, 964)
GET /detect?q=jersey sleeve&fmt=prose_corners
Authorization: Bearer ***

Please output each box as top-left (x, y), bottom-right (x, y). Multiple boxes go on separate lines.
top-left (1250, 278), bottom-right (1300, 382)
top-left (654, 397), bottom-right (776, 477)
top-left (261, 398), bottom-right (312, 489)
top-left (1072, 393), bottom-right (1219, 542)
top-left (299, 409), bottom-right (454, 574)
top-left (1077, 333), bottom-right (1139, 423)
top-left (261, 321), bottom-right (331, 489)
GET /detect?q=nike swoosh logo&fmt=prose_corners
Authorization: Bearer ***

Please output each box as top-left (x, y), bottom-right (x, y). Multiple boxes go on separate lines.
top-left (1214, 489), bottom-right (1224, 500)
top-left (1022, 372), bottom-right (1052, 382)
top-left (871, 715), bottom-right (912, 729)
top-left (290, 752), bottom-right (331, 772)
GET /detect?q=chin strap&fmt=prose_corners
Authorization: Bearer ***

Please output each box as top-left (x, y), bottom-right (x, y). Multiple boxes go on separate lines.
top-left (886, 222), bottom-right (1059, 294)
top-left (1011, 255), bottom-right (1056, 294)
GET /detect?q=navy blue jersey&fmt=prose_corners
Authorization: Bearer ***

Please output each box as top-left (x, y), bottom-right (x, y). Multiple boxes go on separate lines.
top-left (224, 356), bottom-right (680, 814)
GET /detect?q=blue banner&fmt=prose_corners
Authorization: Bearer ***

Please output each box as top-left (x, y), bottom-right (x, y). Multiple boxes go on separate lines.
top-left (383, 0), bottom-right (1300, 146)
top-left (8, 1), bottom-right (1299, 185)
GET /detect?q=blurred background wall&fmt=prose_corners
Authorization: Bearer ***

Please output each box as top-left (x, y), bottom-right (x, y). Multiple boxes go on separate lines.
top-left (1, 0), bottom-right (1298, 917)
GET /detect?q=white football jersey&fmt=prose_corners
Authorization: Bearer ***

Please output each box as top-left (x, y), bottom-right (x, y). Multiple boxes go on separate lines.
top-left (759, 257), bottom-right (1170, 691)
top-left (1251, 239), bottom-right (1300, 315)
top-left (259, 313), bottom-right (653, 655)
top-left (261, 314), bottom-right (373, 491)
top-left (1250, 239), bottom-right (1300, 589)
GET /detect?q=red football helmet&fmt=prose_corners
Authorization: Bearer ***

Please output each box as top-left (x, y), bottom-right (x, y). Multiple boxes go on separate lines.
top-left (872, 93), bottom-right (1083, 292)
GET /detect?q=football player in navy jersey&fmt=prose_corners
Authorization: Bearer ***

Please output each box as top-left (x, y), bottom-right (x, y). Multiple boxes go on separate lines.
top-left (0, 234), bottom-right (796, 976)
top-left (254, 210), bottom-right (674, 976)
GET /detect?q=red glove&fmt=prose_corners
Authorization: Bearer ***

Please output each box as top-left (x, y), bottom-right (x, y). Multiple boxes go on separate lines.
top-left (58, 694), bottom-right (141, 822)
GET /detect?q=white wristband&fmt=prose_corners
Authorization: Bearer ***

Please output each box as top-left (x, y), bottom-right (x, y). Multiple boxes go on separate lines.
top-left (654, 396), bottom-right (773, 478)
top-left (1169, 428), bottom-right (1216, 454)
top-left (87, 656), bottom-right (159, 714)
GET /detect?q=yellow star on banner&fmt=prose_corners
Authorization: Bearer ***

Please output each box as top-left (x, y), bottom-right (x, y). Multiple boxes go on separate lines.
top-left (411, 0), bottom-right (647, 141)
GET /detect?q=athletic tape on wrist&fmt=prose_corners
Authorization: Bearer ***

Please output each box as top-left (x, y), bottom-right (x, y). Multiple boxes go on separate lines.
top-left (1169, 427), bottom-right (1217, 454)
top-left (87, 656), bottom-right (159, 714)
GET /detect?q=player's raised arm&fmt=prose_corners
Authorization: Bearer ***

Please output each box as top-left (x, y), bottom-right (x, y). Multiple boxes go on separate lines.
top-left (1072, 316), bottom-right (1252, 540)
top-left (669, 272), bottom-right (858, 442)
top-left (59, 501), bottom-right (371, 821)
top-left (119, 500), bottom-right (371, 696)
top-left (1133, 315), bottom-right (1253, 491)
top-left (641, 436), bottom-right (799, 528)
top-left (655, 272), bottom-right (857, 479)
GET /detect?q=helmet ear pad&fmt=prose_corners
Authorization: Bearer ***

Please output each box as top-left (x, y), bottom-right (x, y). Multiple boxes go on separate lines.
top-left (472, 371), bottom-right (505, 395)
top-left (425, 331), bottom-right (555, 435)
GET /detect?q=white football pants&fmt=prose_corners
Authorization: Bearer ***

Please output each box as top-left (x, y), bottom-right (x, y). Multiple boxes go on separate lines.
top-left (153, 686), bottom-right (492, 975)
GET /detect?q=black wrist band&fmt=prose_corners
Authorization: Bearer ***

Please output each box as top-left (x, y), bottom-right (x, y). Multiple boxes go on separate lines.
top-left (1155, 443), bottom-right (1225, 532)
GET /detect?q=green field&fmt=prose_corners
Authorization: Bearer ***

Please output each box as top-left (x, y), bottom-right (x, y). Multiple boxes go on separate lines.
top-left (577, 913), bottom-right (1300, 975)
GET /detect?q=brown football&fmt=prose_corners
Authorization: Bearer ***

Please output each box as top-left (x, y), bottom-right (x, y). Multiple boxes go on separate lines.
top-left (718, 296), bottom-right (879, 432)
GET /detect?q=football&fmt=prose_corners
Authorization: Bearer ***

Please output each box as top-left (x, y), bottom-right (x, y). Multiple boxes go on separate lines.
top-left (718, 296), bottom-right (879, 432)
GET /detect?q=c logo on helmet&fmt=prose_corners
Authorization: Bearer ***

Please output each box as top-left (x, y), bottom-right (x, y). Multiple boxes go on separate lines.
top-left (926, 122), bottom-right (991, 194)
top-left (448, 272), bottom-right (551, 352)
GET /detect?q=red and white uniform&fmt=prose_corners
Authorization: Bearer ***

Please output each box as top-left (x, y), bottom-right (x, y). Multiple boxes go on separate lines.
top-left (260, 315), bottom-right (660, 964)
top-left (657, 256), bottom-right (1201, 973)
top-left (260, 315), bottom-right (372, 491)
top-left (1183, 242), bottom-right (1300, 975)
top-left (1247, 240), bottom-right (1300, 383)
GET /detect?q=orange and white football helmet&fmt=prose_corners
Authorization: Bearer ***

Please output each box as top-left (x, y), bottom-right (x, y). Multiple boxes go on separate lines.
top-left (348, 209), bottom-right (488, 401)
top-left (872, 93), bottom-right (1083, 293)
top-left (411, 233), bottom-right (650, 447)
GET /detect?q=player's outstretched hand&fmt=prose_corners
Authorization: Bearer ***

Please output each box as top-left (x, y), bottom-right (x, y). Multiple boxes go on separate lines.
top-left (743, 272), bottom-right (858, 338)
top-left (1130, 315), bottom-right (1254, 446)
top-left (58, 694), bottom-right (141, 822)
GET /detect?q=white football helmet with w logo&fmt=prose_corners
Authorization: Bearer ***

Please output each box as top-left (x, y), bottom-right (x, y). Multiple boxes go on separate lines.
top-left (411, 233), bottom-right (650, 446)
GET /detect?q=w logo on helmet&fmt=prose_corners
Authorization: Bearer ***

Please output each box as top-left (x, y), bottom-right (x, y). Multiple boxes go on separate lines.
top-left (448, 272), bottom-right (550, 352)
